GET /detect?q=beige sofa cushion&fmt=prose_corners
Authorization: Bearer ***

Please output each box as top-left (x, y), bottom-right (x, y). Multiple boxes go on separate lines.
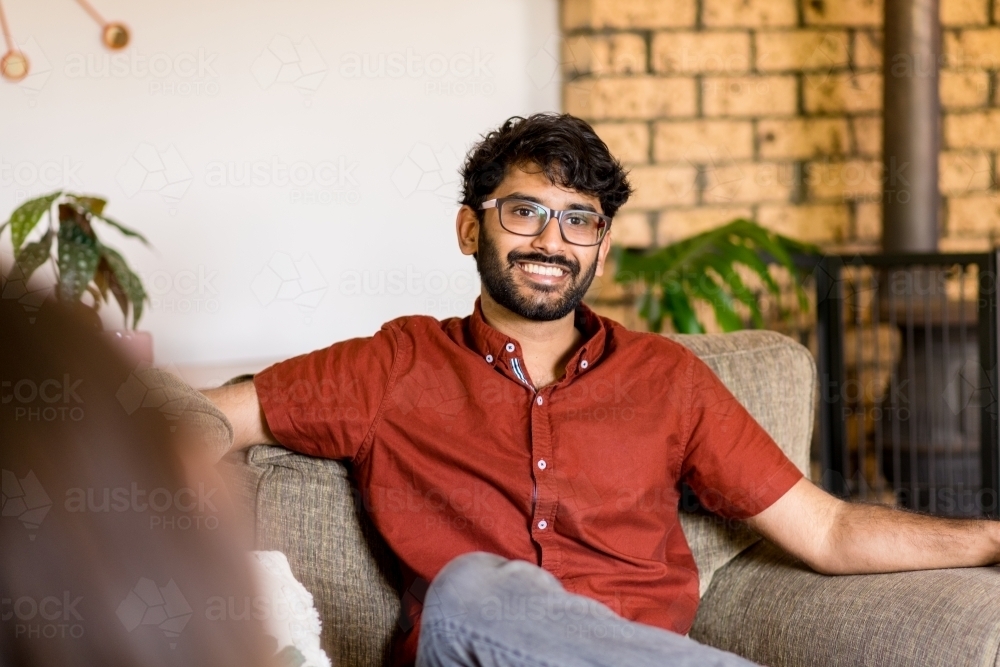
top-left (667, 331), bottom-right (815, 596)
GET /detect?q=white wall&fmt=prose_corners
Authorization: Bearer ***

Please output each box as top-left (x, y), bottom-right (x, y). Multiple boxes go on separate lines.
top-left (0, 0), bottom-right (560, 367)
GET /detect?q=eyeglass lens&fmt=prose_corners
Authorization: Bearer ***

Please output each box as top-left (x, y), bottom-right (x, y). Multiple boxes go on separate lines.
top-left (498, 199), bottom-right (606, 246)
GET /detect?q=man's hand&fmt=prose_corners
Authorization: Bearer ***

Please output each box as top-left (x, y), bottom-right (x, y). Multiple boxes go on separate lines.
top-left (746, 478), bottom-right (1000, 574)
top-left (200, 380), bottom-right (278, 456)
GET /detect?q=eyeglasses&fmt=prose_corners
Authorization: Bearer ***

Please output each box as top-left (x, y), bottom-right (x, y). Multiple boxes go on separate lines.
top-left (479, 197), bottom-right (611, 247)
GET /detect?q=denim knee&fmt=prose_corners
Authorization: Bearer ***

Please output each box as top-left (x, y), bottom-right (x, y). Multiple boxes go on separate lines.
top-left (423, 552), bottom-right (561, 626)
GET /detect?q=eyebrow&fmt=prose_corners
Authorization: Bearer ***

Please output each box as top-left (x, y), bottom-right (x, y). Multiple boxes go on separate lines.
top-left (506, 192), bottom-right (600, 214)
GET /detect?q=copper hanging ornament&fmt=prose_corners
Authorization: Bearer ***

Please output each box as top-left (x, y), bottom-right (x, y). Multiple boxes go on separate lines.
top-left (0, 0), bottom-right (28, 81)
top-left (75, 0), bottom-right (129, 50)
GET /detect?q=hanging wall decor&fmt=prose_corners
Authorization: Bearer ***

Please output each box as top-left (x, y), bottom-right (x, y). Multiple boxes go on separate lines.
top-left (0, 0), bottom-right (130, 82)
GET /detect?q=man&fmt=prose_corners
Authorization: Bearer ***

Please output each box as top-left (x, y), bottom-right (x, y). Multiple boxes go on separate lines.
top-left (204, 113), bottom-right (1000, 667)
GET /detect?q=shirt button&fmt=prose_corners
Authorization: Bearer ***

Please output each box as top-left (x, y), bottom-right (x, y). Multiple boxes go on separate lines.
top-left (486, 354), bottom-right (494, 363)
top-left (537, 520), bottom-right (548, 530)
top-left (505, 342), bottom-right (516, 353)
top-left (537, 459), bottom-right (547, 470)
top-left (580, 359), bottom-right (588, 369)
top-left (536, 396), bottom-right (543, 405)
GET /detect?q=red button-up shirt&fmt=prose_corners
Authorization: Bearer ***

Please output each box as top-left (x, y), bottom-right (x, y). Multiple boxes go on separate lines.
top-left (254, 297), bottom-right (803, 666)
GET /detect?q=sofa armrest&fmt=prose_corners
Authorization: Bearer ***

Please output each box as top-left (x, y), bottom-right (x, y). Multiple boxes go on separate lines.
top-left (691, 541), bottom-right (1000, 667)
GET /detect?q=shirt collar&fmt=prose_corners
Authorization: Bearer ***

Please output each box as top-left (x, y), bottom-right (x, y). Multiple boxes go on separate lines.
top-left (467, 296), bottom-right (608, 377)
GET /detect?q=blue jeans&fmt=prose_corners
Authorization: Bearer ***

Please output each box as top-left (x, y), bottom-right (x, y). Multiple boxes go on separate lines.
top-left (416, 552), bottom-right (759, 667)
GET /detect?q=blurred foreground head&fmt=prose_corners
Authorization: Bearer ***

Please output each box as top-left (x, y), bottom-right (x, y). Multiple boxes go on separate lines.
top-left (0, 295), bottom-right (272, 667)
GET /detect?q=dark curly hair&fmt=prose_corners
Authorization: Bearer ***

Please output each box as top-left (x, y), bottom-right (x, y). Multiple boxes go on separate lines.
top-left (459, 113), bottom-right (633, 221)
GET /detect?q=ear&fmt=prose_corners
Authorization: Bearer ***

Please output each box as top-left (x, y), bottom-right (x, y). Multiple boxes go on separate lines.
top-left (456, 205), bottom-right (480, 257)
top-left (594, 225), bottom-right (614, 277)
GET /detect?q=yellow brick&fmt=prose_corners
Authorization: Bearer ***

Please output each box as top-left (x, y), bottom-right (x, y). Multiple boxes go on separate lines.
top-left (944, 28), bottom-right (1000, 69)
top-left (944, 110), bottom-right (1000, 148)
top-left (651, 31), bottom-right (750, 75)
top-left (947, 195), bottom-right (1000, 236)
top-left (809, 160), bottom-right (883, 200)
top-left (804, 72), bottom-right (883, 113)
top-left (702, 76), bottom-right (797, 117)
top-left (939, 235), bottom-right (992, 251)
top-left (758, 203), bottom-right (850, 243)
top-left (608, 211), bottom-right (653, 247)
top-left (703, 0), bottom-right (797, 27)
top-left (755, 30), bottom-right (850, 72)
top-left (940, 150), bottom-right (993, 196)
top-left (758, 118), bottom-right (851, 159)
top-left (562, 34), bottom-right (647, 77)
top-left (706, 162), bottom-right (796, 204)
top-left (941, 0), bottom-right (989, 25)
top-left (592, 123), bottom-right (650, 164)
top-left (852, 115), bottom-right (882, 156)
top-left (625, 165), bottom-right (699, 208)
top-left (940, 70), bottom-right (990, 108)
top-left (804, 0), bottom-right (883, 26)
top-left (853, 31), bottom-right (883, 68)
top-left (653, 120), bottom-right (754, 162)
top-left (564, 77), bottom-right (697, 120)
top-left (563, 0), bottom-right (696, 29)
top-left (856, 201), bottom-right (882, 241)
top-left (657, 207), bottom-right (754, 243)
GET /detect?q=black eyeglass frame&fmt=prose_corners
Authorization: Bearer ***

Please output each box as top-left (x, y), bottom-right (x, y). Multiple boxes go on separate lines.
top-left (479, 197), bottom-right (612, 247)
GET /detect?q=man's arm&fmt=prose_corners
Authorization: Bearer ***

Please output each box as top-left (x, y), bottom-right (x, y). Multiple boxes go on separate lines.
top-left (746, 478), bottom-right (1000, 575)
top-left (200, 381), bottom-right (278, 455)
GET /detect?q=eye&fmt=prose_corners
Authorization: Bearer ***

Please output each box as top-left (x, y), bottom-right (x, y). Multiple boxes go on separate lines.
top-left (565, 212), bottom-right (593, 227)
top-left (511, 205), bottom-right (541, 218)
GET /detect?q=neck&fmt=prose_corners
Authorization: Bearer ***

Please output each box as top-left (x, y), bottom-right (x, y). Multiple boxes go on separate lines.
top-left (479, 290), bottom-right (583, 387)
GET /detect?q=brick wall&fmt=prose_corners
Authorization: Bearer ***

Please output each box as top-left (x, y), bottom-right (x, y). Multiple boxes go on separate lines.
top-left (562, 0), bottom-right (1000, 258)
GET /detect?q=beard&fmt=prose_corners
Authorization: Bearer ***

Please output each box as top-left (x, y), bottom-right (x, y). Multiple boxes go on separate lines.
top-left (474, 223), bottom-right (599, 321)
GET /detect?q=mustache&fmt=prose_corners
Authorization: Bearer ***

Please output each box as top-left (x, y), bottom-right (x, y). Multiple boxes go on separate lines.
top-left (507, 251), bottom-right (579, 275)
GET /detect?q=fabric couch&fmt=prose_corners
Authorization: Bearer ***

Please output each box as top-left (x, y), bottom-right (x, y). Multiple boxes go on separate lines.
top-left (162, 329), bottom-right (1000, 667)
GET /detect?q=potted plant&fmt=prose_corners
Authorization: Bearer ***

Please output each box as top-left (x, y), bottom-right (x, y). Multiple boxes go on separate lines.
top-left (1, 190), bottom-right (153, 360)
top-left (614, 218), bottom-right (820, 334)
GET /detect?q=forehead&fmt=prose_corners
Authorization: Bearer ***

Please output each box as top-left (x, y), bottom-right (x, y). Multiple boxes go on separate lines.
top-left (492, 164), bottom-right (602, 211)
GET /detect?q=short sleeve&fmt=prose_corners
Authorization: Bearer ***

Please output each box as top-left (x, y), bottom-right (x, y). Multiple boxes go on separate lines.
top-left (679, 352), bottom-right (804, 520)
top-left (252, 324), bottom-right (398, 462)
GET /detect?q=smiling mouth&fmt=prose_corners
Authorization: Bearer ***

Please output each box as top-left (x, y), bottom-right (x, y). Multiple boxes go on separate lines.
top-left (516, 261), bottom-right (569, 280)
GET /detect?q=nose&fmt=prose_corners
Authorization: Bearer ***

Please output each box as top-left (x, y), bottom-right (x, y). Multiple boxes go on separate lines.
top-left (529, 214), bottom-right (569, 258)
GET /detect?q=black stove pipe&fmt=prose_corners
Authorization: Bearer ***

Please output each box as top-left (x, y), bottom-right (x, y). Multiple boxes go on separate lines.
top-left (882, 0), bottom-right (941, 253)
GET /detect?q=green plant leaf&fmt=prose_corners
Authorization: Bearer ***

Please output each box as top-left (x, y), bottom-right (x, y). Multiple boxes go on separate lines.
top-left (97, 215), bottom-right (151, 245)
top-left (688, 274), bottom-right (743, 332)
top-left (14, 231), bottom-right (54, 283)
top-left (100, 245), bottom-right (148, 328)
top-left (57, 219), bottom-right (100, 302)
top-left (99, 258), bottom-right (130, 322)
top-left (67, 195), bottom-right (107, 216)
top-left (9, 191), bottom-right (61, 255)
top-left (614, 218), bottom-right (819, 333)
top-left (662, 288), bottom-right (703, 334)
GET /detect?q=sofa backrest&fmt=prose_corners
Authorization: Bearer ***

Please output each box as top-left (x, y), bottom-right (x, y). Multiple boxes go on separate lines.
top-left (218, 329), bottom-right (816, 667)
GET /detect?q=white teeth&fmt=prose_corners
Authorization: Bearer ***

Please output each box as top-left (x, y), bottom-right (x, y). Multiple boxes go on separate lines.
top-left (519, 262), bottom-right (565, 277)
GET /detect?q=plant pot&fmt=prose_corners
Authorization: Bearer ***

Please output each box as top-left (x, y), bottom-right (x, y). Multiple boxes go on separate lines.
top-left (104, 329), bottom-right (154, 365)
